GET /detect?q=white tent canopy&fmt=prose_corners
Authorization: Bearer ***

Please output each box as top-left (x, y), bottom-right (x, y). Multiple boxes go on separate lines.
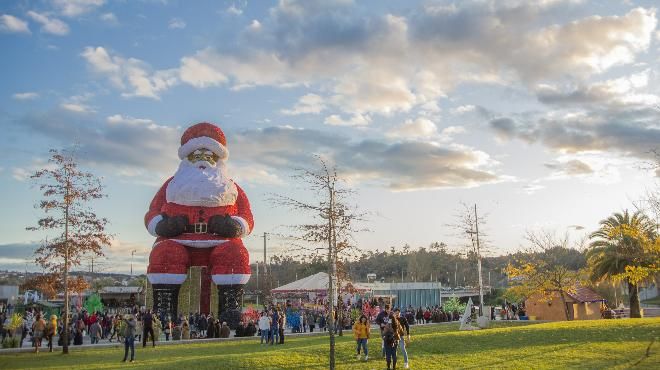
top-left (271, 272), bottom-right (369, 293)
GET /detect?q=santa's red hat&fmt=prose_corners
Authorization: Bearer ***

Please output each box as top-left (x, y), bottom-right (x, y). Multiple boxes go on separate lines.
top-left (178, 122), bottom-right (229, 160)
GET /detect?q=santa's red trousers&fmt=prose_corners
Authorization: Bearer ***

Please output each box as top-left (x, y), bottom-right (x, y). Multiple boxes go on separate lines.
top-left (147, 238), bottom-right (251, 286)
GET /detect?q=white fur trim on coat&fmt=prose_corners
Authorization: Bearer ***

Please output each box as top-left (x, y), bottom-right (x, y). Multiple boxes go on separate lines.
top-left (147, 215), bottom-right (164, 237)
top-left (212, 274), bottom-right (251, 285)
top-left (178, 136), bottom-right (228, 160)
top-left (147, 273), bottom-right (187, 285)
top-left (231, 216), bottom-right (250, 237)
top-left (168, 239), bottom-right (229, 248)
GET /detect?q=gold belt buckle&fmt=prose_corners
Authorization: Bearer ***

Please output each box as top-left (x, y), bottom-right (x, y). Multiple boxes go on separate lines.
top-left (194, 222), bottom-right (208, 234)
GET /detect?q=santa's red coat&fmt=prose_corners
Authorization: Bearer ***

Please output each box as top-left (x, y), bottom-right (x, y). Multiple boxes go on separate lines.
top-left (145, 177), bottom-right (254, 285)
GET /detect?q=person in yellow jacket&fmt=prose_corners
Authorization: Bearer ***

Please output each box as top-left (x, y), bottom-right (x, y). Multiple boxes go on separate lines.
top-left (353, 314), bottom-right (371, 361)
top-left (46, 315), bottom-right (57, 352)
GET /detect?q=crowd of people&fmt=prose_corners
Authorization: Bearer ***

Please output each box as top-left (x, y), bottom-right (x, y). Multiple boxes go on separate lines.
top-left (3, 300), bottom-right (502, 369)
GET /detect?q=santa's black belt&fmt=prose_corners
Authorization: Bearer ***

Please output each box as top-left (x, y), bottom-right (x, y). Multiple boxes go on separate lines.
top-left (185, 222), bottom-right (208, 234)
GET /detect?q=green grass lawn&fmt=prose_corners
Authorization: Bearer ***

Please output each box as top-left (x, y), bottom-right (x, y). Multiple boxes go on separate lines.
top-left (0, 319), bottom-right (658, 369)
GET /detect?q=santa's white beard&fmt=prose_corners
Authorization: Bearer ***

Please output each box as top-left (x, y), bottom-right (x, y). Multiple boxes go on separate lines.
top-left (166, 160), bottom-right (238, 207)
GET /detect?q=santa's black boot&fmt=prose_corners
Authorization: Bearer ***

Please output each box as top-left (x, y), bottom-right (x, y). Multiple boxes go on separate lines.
top-left (152, 284), bottom-right (180, 320)
top-left (218, 284), bottom-right (244, 329)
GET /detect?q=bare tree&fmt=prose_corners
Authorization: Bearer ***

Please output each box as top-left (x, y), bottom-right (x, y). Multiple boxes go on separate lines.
top-left (270, 157), bottom-right (365, 370)
top-left (26, 149), bottom-right (112, 354)
top-left (447, 202), bottom-right (490, 313)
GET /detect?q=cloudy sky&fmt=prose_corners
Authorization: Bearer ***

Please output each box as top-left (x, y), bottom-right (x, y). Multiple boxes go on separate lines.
top-left (1, 0), bottom-right (659, 275)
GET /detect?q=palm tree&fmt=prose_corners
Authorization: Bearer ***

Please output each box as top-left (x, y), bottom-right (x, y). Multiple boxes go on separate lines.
top-left (588, 210), bottom-right (656, 318)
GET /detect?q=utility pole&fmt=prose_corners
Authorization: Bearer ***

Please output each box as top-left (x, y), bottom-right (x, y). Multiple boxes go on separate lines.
top-left (256, 261), bottom-right (259, 306)
top-left (488, 270), bottom-right (491, 294)
top-left (263, 232), bottom-right (268, 305)
top-left (130, 250), bottom-right (136, 277)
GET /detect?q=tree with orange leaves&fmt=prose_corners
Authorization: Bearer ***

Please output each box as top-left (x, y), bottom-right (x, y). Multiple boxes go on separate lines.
top-left (26, 149), bottom-right (112, 354)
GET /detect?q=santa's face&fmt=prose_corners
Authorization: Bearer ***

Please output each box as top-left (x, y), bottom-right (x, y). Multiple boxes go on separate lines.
top-left (165, 147), bottom-right (238, 207)
top-left (187, 149), bottom-right (220, 169)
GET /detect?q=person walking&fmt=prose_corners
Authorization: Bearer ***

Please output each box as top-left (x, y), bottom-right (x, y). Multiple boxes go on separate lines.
top-left (182, 319), bottom-right (190, 340)
top-left (219, 322), bottom-right (230, 338)
top-left (89, 320), bottom-right (102, 344)
top-left (258, 312), bottom-right (270, 344)
top-left (278, 311), bottom-right (285, 344)
top-left (122, 315), bottom-right (136, 363)
top-left (353, 314), bottom-right (370, 361)
top-left (142, 309), bottom-right (155, 348)
top-left (31, 313), bottom-right (46, 353)
top-left (74, 317), bottom-right (85, 345)
top-left (394, 308), bottom-right (411, 369)
top-left (307, 312), bottom-right (315, 333)
top-left (45, 315), bottom-right (57, 352)
top-left (375, 305), bottom-right (391, 358)
top-left (164, 319), bottom-right (171, 341)
top-left (383, 315), bottom-right (404, 370)
top-left (270, 310), bottom-right (279, 345)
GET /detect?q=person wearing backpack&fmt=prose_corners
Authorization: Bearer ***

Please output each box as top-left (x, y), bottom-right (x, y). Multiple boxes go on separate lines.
top-left (383, 314), bottom-right (404, 370)
top-left (122, 315), bottom-right (137, 363)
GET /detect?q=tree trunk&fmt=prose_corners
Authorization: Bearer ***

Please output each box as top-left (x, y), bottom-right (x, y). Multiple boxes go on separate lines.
top-left (337, 273), bottom-right (343, 337)
top-left (628, 281), bottom-right (641, 318)
top-left (558, 291), bottom-right (571, 321)
top-left (62, 187), bottom-right (70, 354)
top-left (327, 187), bottom-right (336, 370)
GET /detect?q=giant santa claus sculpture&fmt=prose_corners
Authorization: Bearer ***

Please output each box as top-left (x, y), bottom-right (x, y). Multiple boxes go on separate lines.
top-left (145, 122), bottom-right (253, 327)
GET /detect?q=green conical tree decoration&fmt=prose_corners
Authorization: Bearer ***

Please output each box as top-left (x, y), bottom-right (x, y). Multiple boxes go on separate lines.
top-left (85, 293), bottom-right (104, 314)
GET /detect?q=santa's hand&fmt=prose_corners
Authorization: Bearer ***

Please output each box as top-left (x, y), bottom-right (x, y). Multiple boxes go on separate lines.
top-left (208, 214), bottom-right (242, 238)
top-left (155, 215), bottom-right (189, 237)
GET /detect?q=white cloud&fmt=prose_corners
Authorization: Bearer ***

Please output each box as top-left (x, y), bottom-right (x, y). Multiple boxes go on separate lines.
top-left (99, 12), bottom-right (118, 24)
top-left (11, 159), bottom-right (57, 182)
top-left (81, 46), bottom-right (120, 75)
top-left (452, 105), bottom-right (476, 115)
top-left (11, 168), bottom-right (30, 182)
top-left (12, 92), bottom-right (39, 100)
top-left (179, 56), bottom-right (228, 88)
top-left (152, 3), bottom-right (648, 122)
top-left (233, 166), bottom-right (285, 186)
top-left (281, 94), bottom-right (326, 115)
top-left (522, 182), bottom-right (546, 195)
top-left (0, 14), bottom-right (30, 34)
top-left (27, 11), bottom-right (69, 36)
top-left (60, 103), bottom-right (90, 113)
top-left (53, 0), bottom-right (105, 17)
top-left (227, 5), bottom-right (243, 15)
top-left (229, 126), bottom-right (504, 190)
top-left (17, 109), bottom-right (180, 178)
top-left (106, 114), bottom-right (153, 126)
top-left (248, 19), bottom-right (261, 31)
top-left (536, 69), bottom-right (659, 107)
top-left (441, 126), bottom-right (466, 136)
top-left (70, 2), bottom-right (660, 140)
top-left (387, 117), bottom-right (438, 139)
top-left (81, 46), bottom-right (178, 99)
top-left (168, 17), bottom-right (186, 29)
top-left (324, 113), bottom-right (371, 127)
top-left (60, 93), bottom-right (95, 113)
